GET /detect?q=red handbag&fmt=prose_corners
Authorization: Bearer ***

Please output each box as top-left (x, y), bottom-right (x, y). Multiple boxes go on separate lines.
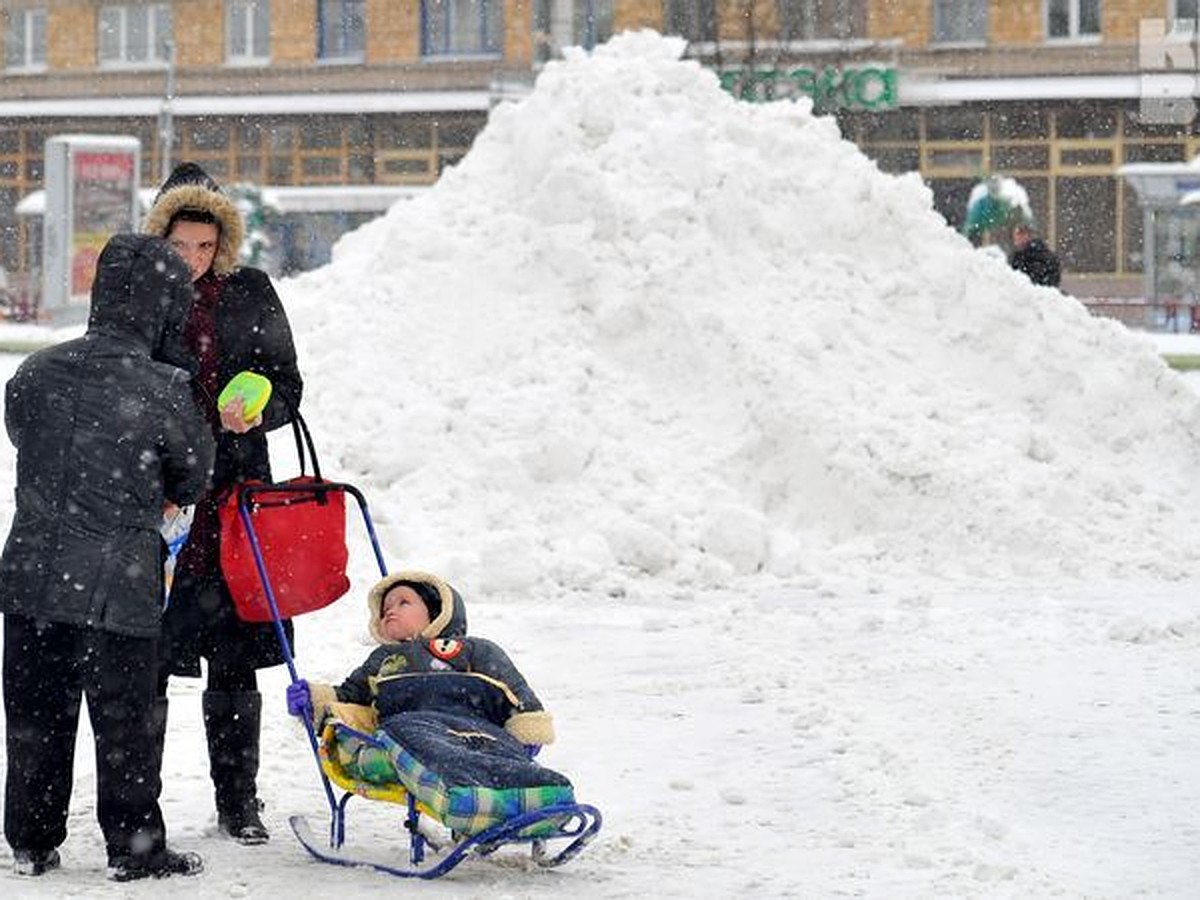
top-left (219, 411), bottom-right (351, 622)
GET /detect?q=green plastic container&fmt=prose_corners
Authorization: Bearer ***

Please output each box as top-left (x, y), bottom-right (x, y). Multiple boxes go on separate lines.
top-left (217, 371), bottom-right (273, 422)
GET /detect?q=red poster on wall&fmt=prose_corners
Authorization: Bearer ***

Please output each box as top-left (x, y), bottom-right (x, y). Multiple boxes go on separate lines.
top-left (70, 150), bottom-right (138, 297)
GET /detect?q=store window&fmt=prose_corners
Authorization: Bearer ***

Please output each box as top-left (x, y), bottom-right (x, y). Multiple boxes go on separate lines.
top-left (98, 3), bottom-right (172, 66)
top-left (227, 0), bottom-right (269, 63)
top-left (4, 7), bottom-right (46, 71)
top-left (777, 1), bottom-right (863, 40)
top-left (992, 145), bottom-right (1050, 170)
top-left (926, 108), bottom-right (984, 141)
top-left (1122, 183), bottom-right (1144, 274)
top-left (318, 0), bottom-right (365, 61)
top-left (1046, 0), bottom-right (1100, 40)
top-left (664, 0), bottom-right (716, 42)
top-left (933, 0), bottom-right (986, 43)
top-left (422, 0), bottom-right (503, 55)
top-left (1057, 177), bottom-right (1116, 272)
top-left (928, 178), bottom-right (977, 234)
top-left (991, 106), bottom-right (1050, 140)
top-left (1056, 103), bottom-right (1116, 138)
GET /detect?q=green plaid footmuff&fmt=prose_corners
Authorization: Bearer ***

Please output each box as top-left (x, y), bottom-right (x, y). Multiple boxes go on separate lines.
top-left (373, 710), bottom-right (575, 837)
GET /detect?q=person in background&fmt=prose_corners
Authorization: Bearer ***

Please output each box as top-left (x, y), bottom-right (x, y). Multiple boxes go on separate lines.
top-left (144, 161), bottom-right (303, 845)
top-left (0, 234), bottom-right (214, 881)
top-left (1009, 223), bottom-right (1062, 288)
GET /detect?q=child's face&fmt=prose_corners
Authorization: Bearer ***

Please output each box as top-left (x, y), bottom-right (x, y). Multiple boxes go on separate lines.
top-left (380, 585), bottom-right (431, 641)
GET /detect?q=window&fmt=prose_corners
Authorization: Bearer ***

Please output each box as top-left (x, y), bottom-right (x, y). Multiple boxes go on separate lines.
top-left (665, 0), bottom-right (716, 42)
top-left (1058, 177), bottom-right (1115, 272)
top-left (5, 7), bottom-right (46, 70)
top-left (777, 1), bottom-right (864, 41)
top-left (318, 0), bottom-right (365, 61)
top-left (934, 0), bottom-right (986, 43)
top-left (227, 0), bottom-right (270, 63)
top-left (573, 0), bottom-right (613, 50)
top-left (99, 4), bottom-right (171, 65)
top-left (1046, 0), bottom-right (1101, 40)
top-left (422, 0), bottom-right (502, 56)
top-left (1172, 0), bottom-right (1199, 31)
top-left (534, 0), bottom-right (614, 57)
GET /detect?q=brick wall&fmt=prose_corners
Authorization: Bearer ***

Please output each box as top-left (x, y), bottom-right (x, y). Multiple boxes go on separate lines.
top-left (1106, 0), bottom-right (1168, 41)
top-left (716, 0), bottom-right (779, 40)
top-left (367, 0), bottom-right (419, 62)
top-left (991, 1), bottom-right (1045, 44)
top-left (272, 0), bottom-right (316, 64)
top-left (48, 1), bottom-right (96, 71)
top-left (617, 0), bottom-right (663, 32)
top-left (867, 0), bottom-right (929, 46)
top-left (177, 0), bottom-right (225, 66)
top-left (864, 1), bottom-right (1174, 48)
top-left (506, 0), bottom-right (534, 65)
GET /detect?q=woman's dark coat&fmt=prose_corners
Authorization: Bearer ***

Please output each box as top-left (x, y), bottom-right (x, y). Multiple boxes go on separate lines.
top-left (146, 163), bottom-right (304, 675)
top-left (160, 267), bottom-right (304, 674)
top-left (0, 234), bottom-right (215, 638)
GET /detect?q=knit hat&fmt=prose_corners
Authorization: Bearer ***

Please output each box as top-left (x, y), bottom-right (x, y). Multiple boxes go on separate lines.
top-left (154, 161), bottom-right (223, 201)
top-left (391, 580), bottom-right (442, 620)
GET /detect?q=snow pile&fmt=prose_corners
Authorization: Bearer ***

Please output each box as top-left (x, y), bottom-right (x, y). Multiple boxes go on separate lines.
top-left (284, 31), bottom-right (1200, 596)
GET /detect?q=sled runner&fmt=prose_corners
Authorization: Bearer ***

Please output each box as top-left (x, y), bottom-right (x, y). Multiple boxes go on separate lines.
top-left (235, 477), bottom-right (602, 879)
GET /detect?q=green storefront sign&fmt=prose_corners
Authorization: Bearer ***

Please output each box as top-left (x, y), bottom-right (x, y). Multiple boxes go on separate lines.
top-left (720, 66), bottom-right (898, 111)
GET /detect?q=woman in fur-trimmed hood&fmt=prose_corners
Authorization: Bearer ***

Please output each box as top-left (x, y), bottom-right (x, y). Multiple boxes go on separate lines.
top-left (304, 571), bottom-right (556, 749)
top-left (145, 161), bottom-right (304, 846)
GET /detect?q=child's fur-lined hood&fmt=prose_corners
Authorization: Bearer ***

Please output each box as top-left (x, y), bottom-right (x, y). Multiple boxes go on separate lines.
top-left (366, 571), bottom-right (467, 644)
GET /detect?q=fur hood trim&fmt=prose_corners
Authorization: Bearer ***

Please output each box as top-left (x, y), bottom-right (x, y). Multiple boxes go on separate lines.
top-left (143, 178), bottom-right (244, 276)
top-left (367, 570), bottom-right (467, 643)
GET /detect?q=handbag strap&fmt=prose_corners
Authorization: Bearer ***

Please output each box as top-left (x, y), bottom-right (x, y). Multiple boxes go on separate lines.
top-left (287, 407), bottom-right (323, 482)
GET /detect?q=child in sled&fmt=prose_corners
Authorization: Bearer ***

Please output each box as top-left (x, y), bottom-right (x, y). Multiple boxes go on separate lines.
top-left (286, 571), bottom-right (568, 820)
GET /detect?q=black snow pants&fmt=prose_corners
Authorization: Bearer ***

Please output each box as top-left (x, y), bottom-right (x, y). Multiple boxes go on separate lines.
top-left (2, 613), bottom-right (168, 861)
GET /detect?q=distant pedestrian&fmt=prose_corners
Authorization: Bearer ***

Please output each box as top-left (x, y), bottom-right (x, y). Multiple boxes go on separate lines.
top-left (1009, 224), bottom-right (1061, 288)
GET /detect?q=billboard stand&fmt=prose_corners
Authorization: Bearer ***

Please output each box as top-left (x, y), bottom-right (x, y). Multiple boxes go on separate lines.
top-left (42, 135), bottom-right (141, 322)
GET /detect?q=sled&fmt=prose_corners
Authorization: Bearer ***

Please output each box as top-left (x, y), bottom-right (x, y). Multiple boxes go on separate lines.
top-left (236, 478), bottom-right (602, 878)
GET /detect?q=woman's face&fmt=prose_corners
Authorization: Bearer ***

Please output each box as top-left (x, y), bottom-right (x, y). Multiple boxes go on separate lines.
top-left (167, 219), bottom-right (219, 282)
top-left (380, 585), bottom-right (431, 641)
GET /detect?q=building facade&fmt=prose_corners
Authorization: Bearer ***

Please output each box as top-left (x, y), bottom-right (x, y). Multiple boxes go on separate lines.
top-left (669, 0), bottom-right (1200, 300)
top-left (2, 1), bottom-right (1198, 301)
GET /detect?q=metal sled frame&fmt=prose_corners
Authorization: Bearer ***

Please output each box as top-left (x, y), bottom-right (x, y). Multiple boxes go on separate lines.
top-left (237, 480), bottom-right (602, 879)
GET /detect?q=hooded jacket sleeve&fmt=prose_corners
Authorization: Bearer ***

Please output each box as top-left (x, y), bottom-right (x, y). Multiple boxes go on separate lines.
top-left (160, 369), bottom-right (215, 506)
top-left (305, 650), bottom-right (381, 730)
top-left (333, 648), bottom-right (383, 707)
top-left (4, 358), bottom-right (36, 448)
top-left (244, 269), bottom-right (302, 431)
top-left (469, 638), bottom-right (557, 746)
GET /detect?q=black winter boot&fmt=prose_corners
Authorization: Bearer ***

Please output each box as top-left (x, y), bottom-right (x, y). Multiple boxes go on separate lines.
top-left (202, 691), bottom-right (269, 845)
top-left (108, 847), bottom-right (203, 881)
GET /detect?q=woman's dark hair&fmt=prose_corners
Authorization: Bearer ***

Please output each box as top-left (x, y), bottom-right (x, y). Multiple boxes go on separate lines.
top-left (167, 207), bottom-right (220, 233)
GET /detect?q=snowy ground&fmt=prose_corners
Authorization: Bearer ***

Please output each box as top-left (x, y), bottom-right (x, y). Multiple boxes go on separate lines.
top-left (1, 522), bottom-right (1197, 899)
top-left (2, 32), bottom-right (1200, 898)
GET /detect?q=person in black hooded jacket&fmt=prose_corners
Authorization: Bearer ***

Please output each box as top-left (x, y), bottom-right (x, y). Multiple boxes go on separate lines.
top-left (143, 161), bottom-right (303, 844)
top-left (1009, 224), bottom-right (1062, 288)
top-left (0, 233), bottom-right (214, 881)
